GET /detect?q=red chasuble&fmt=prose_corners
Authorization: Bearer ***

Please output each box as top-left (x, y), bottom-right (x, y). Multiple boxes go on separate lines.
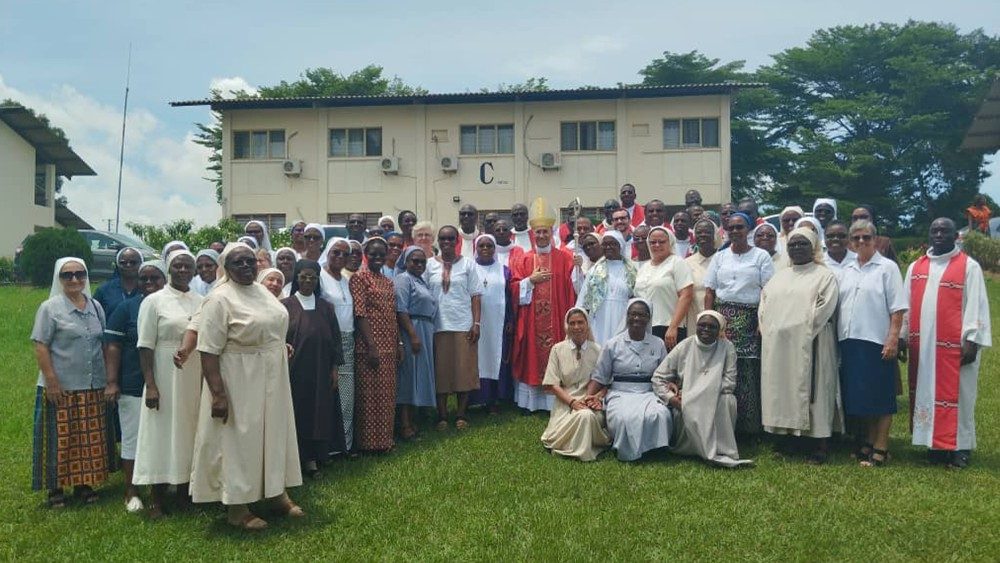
top-left (509, 247), bottom-right (577, 386)
top-left (907, 252), bottom-right (967, 450)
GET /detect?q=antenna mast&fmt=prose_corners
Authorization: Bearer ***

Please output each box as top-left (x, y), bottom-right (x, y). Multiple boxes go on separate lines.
top-left (114, 44), bottom-right (132, 233)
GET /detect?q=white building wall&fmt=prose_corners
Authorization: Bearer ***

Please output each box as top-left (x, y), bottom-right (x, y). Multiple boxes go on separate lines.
top-left (222, 95), bottom-right (732, 226)
top-left (0, 120), bottom-right (53, 257)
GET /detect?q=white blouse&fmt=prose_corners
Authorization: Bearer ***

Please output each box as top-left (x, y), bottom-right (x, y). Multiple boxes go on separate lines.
top-left (319, 268), bottom-right (354, 332)
top-left (426, 256), bottom-right (483, 332)
top-left (634, 256), bottom-right (694, 327)
top-left (837, 252), bottom-right (907, 345)
top-left (703, 246), bottom-right (774, 305)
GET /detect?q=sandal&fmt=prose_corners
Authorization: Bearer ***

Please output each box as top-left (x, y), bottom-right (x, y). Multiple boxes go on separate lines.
top-left (861, 448), bottom-right (888, 467)
top-left (400, 426), bottom-right (418, 441)
top-left (435, 419), bottom-right (449, 431)
top-left (47, 490), bottom-right (66, 509)
top-left (74, 485), bottom-right (99, 504)
top-left (147, 503), bottom-right (165, 520)
top-left (229, 513), bottom-right (268, 530)
top-left (455, 417), bottom-right (469, 430)
top-left (270, 499), bottom-right (305, 518)
top-left (852, 442), bottom-right (874, 460)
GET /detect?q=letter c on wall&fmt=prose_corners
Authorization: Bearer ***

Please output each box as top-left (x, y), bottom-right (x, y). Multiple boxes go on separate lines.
top-left (480, 162), bottom-right (494, 185)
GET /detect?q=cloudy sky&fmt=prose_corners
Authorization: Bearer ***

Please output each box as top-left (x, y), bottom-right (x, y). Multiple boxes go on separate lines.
top-left (2, 0), bottom-right (998, 230)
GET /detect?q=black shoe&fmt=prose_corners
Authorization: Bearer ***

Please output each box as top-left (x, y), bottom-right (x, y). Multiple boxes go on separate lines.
top-left (947, 450), bottom-right (970, 469)
top-left (927, 449), bottom-right (948, 465)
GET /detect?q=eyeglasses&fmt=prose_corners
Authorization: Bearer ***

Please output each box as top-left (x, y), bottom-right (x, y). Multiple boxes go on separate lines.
top-left (138, 275), bottom-right (163, 283)
top-left (292, 227), bottom-right (305, 233)
top-left (118, 259), bottom-right (139, 266)
top-left (851, 234), bottom-right (873, 242)
top-left (228, 258), bottom-right (256, 267)
top-left (59, 271), bottom-right (87, 281)
top-left (304, 234), bottom-right (323, 241)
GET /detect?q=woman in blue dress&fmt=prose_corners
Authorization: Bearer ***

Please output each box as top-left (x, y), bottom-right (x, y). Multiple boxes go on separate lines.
top-left (394, 246), bottom-right (438, 439)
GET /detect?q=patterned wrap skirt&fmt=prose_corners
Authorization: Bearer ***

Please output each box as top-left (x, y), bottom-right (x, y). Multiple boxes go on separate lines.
top-left (716, 300), bottom-right (762, 434)
top-left (32, 387), bottom-right (117, 490)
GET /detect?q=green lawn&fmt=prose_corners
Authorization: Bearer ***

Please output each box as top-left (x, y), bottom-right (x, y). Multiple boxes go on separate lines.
top-left (1, 283), bottom-right (998, 561)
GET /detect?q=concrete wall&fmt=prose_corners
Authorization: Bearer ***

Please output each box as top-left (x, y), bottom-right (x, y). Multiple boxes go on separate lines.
top-left (0, 121), bottom-right (53, 257)
top-left (222, 95), bottom-right (731, 226)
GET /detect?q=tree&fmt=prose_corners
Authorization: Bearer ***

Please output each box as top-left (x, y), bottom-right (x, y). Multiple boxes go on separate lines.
top-left (759, 22), bottom-right (1000, 232)
top-left (480, 77), bottom-right (550, 93)
top-left (638, 52), bottom-right (790, 202)
top-left (193, 66), bottom-right (426, 203)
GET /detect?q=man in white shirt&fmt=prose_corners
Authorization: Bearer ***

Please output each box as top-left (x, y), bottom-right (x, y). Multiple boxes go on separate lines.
top-left (619, 183), bottom-right (645, 228)
top-left (457, 204), bottom-right (480, 259)
top-left (510, 203), bottom-right (533, 251)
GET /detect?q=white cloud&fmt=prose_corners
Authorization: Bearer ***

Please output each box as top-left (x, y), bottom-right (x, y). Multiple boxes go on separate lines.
top-left (505, 35), bottom-right (626, 80)
top-left (210, 76), bottom-right (258, 98)
top-left (0, 74), bottom-right (220, 232)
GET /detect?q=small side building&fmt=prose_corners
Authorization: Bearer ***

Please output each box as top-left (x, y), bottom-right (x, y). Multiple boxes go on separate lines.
top-left (172, 83), bottom-right (761, 230)
top-left (0, 104), bottom-right (95, 257)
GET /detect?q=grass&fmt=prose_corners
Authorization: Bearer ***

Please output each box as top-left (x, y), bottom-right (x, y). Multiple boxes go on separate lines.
top-left (1, 283), bottom-right (998, 561)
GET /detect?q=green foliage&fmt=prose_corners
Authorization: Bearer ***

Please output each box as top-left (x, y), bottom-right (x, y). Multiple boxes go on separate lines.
top-left (896, 246), bottom-right (926, 270)
top-left (18, 228), bottom-right (92, 287)
top-left (126, 218), bottom-right (244, 253)
top-left (962, 231), bottom-right (1000, 272)
top-left (270, 229), bottom-right (292, 249)
top-left (758, 21), bottom-right (1000, 233)
top-left (480, 77), bottom-right (550, 93)
top-left (0, 257), bottom-right (14, 285)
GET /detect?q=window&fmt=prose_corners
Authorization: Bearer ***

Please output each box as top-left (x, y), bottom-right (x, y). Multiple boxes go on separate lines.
top-left (232, 130), bottom-right (285, 159)
top-left (232, 214), bottom-right (287, 233)
top-left (459, 124), bottom-right (514, 155)
top-left (560, 121), bottom-right (615, 151)
top-left (327, 212), bottom-right (383, 226)
top-left (663, 118), bottom-right (720, 149)
top-left (329, 127), bottom-right (382, 157)
top-left (34, 166), bottom-right (48, 206)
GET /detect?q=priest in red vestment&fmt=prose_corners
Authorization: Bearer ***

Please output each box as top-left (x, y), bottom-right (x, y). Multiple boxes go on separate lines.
top-left (509, 198), bottom-right (577, 412)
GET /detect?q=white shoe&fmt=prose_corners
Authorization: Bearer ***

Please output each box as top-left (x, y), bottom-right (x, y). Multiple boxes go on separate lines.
top-left (125, 496), bottom-right (144, 513)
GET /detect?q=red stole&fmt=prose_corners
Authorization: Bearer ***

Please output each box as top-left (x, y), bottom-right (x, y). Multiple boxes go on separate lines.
top-left (509, 248), bottom-right (577, 386)
top-left (907, 252), bottom-right (967, 449)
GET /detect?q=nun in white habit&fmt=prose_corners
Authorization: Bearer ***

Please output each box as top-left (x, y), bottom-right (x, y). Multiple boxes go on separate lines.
top-left (587, 298), bottom-right (672, 461)
top-left (653, 310), bottom-right (752, 467)
top-left (575, 230), bottom-right (636, 344)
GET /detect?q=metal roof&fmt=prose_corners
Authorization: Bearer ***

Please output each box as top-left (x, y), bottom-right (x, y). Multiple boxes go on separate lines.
top-left (55, 200), bottom-right (94, 230)
top-left (170, 82), bottom-right (765, 111)
top-left (0, 105), bottom-right (96, 178)
top-left (961, 76), bottom-right (1000, 152)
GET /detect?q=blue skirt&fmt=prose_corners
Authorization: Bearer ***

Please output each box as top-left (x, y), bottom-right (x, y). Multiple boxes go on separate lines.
top-left (396, 317), bottom-right (437, 407)
top-left (839, 339), bottom-right (897, 416)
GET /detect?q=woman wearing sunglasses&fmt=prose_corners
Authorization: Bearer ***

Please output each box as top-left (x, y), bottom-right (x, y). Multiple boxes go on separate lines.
top-left (837, 220), bottom-right (907, 467)
top-left (31, 258), bottom-right (116, 508)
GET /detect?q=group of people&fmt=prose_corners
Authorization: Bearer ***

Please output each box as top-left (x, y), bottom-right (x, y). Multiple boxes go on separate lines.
top-left (30, 185), bottom-right (992, 529)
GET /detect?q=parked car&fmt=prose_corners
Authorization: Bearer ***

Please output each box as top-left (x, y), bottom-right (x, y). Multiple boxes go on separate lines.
top-left (78, 230), bottom-right (159, 279)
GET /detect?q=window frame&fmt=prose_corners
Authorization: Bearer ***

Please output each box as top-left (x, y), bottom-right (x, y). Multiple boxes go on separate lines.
top-left (559, 120), bottom-right (616, 152)
top-left (328, 127), bottom-right (383, 158)
top-left (662, 118), bottom-right (721, 150)
top-left (231, 214), bottom-right (287, 233)
top-left (459, 124), bottom-right (515, 155)
top-left (232, 129), bottom-right (286, 160)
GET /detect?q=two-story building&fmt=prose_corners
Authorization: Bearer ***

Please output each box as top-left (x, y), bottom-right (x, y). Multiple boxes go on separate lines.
top-left (0, 104), bottom-right (95, 257)
top-left (172, 83), bottom-right (760, 231)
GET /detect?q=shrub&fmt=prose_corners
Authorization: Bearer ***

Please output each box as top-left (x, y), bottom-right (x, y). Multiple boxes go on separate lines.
top-left (0, 256), bottom-right (14, 285)
top-left (19, 228), bottom-right (93, 287)
top-left (962, 231), bottom-right (1000, 272)
top-left (126, 218), bottom-right (244, 253)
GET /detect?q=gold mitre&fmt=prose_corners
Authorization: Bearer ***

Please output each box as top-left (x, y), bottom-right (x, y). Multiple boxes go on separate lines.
top-left (528, 197), bottom-right (557, 229)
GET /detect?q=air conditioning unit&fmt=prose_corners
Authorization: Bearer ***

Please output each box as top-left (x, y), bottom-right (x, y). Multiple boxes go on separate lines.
top-left (380, 156), bottom-right (400, 174)
top-left (540, 152), bottom-right (561, 170)
top-left (282, 159), bottom-right (302, 176)
top-left (440, 155), bottom-right (458, 172)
